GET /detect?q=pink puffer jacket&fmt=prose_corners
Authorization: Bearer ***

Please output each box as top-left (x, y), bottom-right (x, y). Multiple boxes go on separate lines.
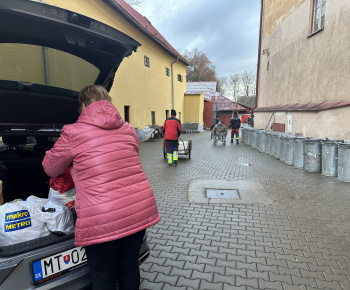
top-left (42, 100), bottom-right (160, 246)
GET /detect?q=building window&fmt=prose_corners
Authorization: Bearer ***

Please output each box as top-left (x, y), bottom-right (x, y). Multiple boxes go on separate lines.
top-left (312, 0), bottom-right (326, 33)
top-left (165, 67), bottom-right (170, 76)
top-left (144, 56), bottom-right (150, 67)
top-left (177, 74), bottom-right (183, 82)
top-left (165, 110), bottom-right (169, 119)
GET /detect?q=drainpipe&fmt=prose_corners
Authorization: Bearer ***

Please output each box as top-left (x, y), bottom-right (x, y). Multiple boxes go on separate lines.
top-left (251, 0), bottom-right (264, 127)
top-left (171, 57), bottom-right (179, 110)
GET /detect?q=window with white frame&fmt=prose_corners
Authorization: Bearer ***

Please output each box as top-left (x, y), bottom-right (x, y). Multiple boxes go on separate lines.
top-left (177, 74), bottom-right (183, 82)
top-left (165, 67), bottom-right (170, 76)
top-left (144, 56), bottom-right (150, 67)
top-left (312, 0), bottom-right (326, 33)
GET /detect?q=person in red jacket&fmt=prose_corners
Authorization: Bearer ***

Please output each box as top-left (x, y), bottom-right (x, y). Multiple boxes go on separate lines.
top-left (42, 85), bottom-right (160, 290)
top-left (162, 109), bottom-right (182, 166)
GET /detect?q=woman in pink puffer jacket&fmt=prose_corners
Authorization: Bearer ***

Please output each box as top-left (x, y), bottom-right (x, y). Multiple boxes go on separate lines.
top-left (42, 85), bottom-right (160, 290)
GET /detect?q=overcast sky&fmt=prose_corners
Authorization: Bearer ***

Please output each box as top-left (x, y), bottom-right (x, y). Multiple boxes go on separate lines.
top-left (133, 0), bottom-right (261, 78)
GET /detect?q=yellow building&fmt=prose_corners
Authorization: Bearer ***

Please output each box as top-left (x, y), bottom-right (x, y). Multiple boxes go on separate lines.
top-left (39, 0), bottom-right (190, 129)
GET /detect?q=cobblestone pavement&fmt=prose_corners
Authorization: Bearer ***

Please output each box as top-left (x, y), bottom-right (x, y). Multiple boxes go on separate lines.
top-left (138, 132), bottom-right (350, 290)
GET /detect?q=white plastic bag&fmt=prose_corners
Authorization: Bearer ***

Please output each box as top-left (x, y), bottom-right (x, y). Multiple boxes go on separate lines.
top-left (48, 187), bottom-right (76, 216)
top-left (0, 199), bottom-right (50, 246)
top-left (27, 196), bottom-right (75, 234)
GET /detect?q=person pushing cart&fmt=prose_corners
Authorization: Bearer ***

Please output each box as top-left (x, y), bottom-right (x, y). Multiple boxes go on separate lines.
top-left (162, 109), bottom-right (182, 166)
top-left (229, 112), bottom-right (241, 144)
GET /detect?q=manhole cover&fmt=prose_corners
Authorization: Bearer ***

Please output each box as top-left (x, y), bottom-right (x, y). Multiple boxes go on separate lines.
top-left (206, 188), bottom-right (240, 199)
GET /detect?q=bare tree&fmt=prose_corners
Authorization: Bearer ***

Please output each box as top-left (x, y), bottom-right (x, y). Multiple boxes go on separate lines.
top-left (229, 74), bottom-right (241, 101)
top-left (125, 0), bottom-right (143, 7)
top-left (184, 48), bottom-right (218, 82)
top-left (217, 76), bottom-right (228, 96)
top-left (241, 70), bottom-right (255, 96)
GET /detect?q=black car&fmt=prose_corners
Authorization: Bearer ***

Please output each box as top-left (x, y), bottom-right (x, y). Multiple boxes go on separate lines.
top-left (0, 0), bottom-right (149, 289)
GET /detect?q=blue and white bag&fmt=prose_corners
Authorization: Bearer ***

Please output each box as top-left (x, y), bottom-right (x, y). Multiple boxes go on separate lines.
top-left (0, 199), bottom-right (50, 246)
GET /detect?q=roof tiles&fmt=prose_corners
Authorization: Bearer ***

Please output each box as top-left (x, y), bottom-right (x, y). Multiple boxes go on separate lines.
top-left (255, 101), bottom-right (350, 112)
top-left (108, 0), bottom-right (189, 64)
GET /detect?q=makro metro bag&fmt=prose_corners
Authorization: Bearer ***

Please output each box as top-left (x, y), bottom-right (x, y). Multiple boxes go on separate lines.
top-left (0, 200), bottom-right (50, 246)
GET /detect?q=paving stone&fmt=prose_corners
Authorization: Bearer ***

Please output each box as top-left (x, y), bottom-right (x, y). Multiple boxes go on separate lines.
top-left (149, 264), bottom-right (172, 277)
top-left (291, 275), bottom-right (317, 287)
top-left (176, 276), bottom-right (201, 289)
top-left (200, 280), bottom-right (224, 289)
top-left (315, 279), bottom-right (343, 289)
top-left (191, 269), bottom-right (214, 281)
top-left (154, 272), bottom-right (178, 286)
top-left (183, 261), bottom-right (205, 272)
top-left (163, 259), bottom-right (185, 269)
top-left (247, 269), bottom-right (269, 280)
top-left (139, 279), bottom-right (164, 290)
top-left (236, 276), bottom-right (259, 288)
top-left (258, 279), bottom-right (283, 290)
top-left (281, 282), bottom-right (307, 290)
top-left (269, 272), bottom-right (293, 284)
top-left (204, 264), bottom-right (226, 275)
top-left (169, 267), bottom-right (192, 279)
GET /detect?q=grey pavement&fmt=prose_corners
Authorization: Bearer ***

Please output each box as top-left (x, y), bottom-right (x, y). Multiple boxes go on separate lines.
top-left (138, 132), bottom-right (350, 290)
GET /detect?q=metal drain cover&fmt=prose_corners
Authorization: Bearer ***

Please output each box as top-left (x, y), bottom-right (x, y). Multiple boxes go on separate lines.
top-left (206, 188), bottom-right (240, 199)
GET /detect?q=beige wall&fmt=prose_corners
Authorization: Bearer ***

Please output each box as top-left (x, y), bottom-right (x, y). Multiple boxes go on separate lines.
top-left (255, 107), bottom-right (350, 140)
top-left (256, 0), bottom-right (350, 141)
top-left (42, 0), bottom-right (187, 129)
top-left (184, 93), bottom-right (204, 131)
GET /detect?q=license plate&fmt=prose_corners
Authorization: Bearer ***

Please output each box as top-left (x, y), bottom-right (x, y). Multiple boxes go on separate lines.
top-left (32, 246), bottom-right (87, 285)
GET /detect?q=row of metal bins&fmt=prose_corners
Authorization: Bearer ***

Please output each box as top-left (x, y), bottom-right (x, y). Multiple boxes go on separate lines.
top-left (241, 126), bottom-right (350, 182)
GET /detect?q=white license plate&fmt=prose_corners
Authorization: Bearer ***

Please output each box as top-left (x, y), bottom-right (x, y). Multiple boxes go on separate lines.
top-left (32, 246), bottom-right (87, 285)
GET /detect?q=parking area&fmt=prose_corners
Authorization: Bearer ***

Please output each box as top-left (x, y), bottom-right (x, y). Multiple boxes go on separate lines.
top-left (138, 131), bottom-right (350, 290)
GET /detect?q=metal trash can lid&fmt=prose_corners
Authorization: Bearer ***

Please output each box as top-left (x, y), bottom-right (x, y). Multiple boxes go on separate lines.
top-left (321, 139), bottom-right (344, 144)
top-left (303, 138), bottom-right (323, 144)
top-left (337, 142), bottom-right (350, 149)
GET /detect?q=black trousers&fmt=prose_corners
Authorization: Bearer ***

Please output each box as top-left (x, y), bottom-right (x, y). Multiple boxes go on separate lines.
top-left (84, 229), bottom-right (146, 290)
top-left (165, 139), bottom-right (179, 153)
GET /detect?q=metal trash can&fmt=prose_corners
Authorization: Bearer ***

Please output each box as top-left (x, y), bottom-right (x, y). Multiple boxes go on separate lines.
top-left (258, 130), bottom-right (266, 152)
top-left (265, 131), bottom-right (272, 155)
top-left (321, 139), bottom-right (344, 177)
top-left (303, 138), bottom-right (323, 172)
top-left (274, 133), bottom-right (283, 159)
top-left (279, 133), bottom-right (288, 163)
top-left (293, 137), bottom-right (306, 169)
top-left (241, 127), bottom-right (246, 144)
top-left (337, 142), bottom-right (350, 182)
top-left (269, 132), bottom-right (277, 157)
top-left (284, 135), bottom-right (296, 166)
top-left (245, 127), bottom-right (252, 146)
top-left (251, 128), bottom-right (259, 149)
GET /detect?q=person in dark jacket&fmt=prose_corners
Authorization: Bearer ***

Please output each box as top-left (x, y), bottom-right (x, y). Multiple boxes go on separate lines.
top-left (229, 112), bottom-right (241, 144)
top-left (162, 109), bottom-right (182, 166)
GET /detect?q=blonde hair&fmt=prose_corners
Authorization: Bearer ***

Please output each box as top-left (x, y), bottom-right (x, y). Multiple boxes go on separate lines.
top-left (79, 85), bottom-right (112, 112)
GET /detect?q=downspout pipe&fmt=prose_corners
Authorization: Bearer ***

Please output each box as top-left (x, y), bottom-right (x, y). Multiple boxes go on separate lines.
top-left (251, 0), bottom-right (264, 126)
top-left (171, 57), bottom-right (179, 110)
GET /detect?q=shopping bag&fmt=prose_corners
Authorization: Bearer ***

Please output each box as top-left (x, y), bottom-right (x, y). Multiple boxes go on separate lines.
top-left (48, 187), bottom-right (76, 216)
top-left (27, 196), bottom-right (74, 234)
top-left (0, 200), bottom-right (50, 246)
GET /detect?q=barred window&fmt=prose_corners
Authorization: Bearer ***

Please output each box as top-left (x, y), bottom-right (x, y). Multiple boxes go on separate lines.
top-left (144, 56), bottom-right (150, 67)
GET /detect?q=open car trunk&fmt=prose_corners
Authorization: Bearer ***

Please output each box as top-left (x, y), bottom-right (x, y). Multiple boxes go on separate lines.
top-left (0, 1), bottom-right (148, 288)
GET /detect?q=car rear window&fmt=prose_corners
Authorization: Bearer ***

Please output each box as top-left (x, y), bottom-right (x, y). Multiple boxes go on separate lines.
top-left (0, 43), bottom-right (100, 92)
